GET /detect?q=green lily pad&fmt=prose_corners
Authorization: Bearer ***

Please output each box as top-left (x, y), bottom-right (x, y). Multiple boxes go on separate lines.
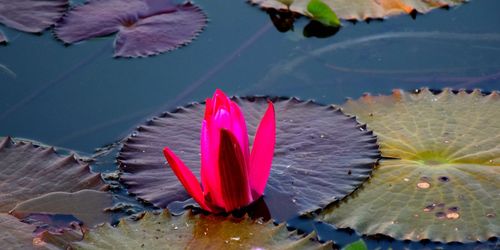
top-left (39, 210), bottom-right (332, 249)
top-left (251, 0), bottom-right (466, 21)
top-left (0, 137), bottom-right (107, 213)
top-left (0, 213), bottom-right (36, 249)
top-left (10, 190), bottom-right (112, 227)
top-left (307, 0), bottom-right (340, 27)
top-left (321, 88), bottom-right (500, 243)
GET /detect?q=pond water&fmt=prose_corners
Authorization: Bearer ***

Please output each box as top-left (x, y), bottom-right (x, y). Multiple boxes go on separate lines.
top-left (0, 0), bottom-right (499, 249)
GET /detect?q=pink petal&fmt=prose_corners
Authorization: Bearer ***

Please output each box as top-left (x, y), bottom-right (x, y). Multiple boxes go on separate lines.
top-left (200, 121), bottom-right (225, 208)
top-left (218, 129), bottom-right (253, 212)
top-left (212, 89), bottom-right (231, 114)
top-left (162, 147), bottom-right (209, 211)
top-left (249, 101), bottom-right (276, 198)
top-left (204, 97), bottom-right (213, 119)
top-left (229, 101), bottom-right (250, 164)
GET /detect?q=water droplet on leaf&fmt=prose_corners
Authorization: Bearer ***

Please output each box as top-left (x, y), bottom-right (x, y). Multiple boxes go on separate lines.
top-left (446, 212), bottom-right (460, 220)
top-left (417, 182), bottom-right (431, 189)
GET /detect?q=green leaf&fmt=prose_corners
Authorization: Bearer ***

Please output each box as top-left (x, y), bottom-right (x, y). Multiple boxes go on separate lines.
top-left (38, 210), bottom-right (333, 250)
top-left (307, 0), bottom-right (340, 27)
top-left (342, 239), bottom-right (368, 250)
top-left (321, 88), bottom-right (500, 243)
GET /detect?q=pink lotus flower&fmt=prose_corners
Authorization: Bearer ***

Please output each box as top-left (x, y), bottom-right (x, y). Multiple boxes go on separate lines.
top-left (163, 90), bottom-right (276, 213)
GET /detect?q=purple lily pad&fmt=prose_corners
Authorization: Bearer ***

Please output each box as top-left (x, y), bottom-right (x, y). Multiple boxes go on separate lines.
top-left (0, 137), bottom-right (107, 213)
top-left (55, 0), bottom-right (207, 58)
top-left (0, 0), bottom-right (67, 33)
top-left (119, 97), bottom-right (379, 215)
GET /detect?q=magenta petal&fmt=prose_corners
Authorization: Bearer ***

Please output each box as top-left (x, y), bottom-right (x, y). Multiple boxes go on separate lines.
top-left (229, 101), bottom-right (250, 163)
top-left (218, 129), bottom-right (253, 212)
top-left (250, 101), bottom-right (276, 198)
top-left (200, 121), bottom-right (225, 208)
top-left (114, 3), bottom-right (207, 58)
top-left (162, 147), bottom-right (209, 211)
top-left (0, 0), bottom-right (67, 33)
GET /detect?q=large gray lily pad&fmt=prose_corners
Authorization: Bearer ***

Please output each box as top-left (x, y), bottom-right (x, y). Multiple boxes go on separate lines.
top-left (321, 88), bottom-right (500, 243)
top-left (0, 137), bottom-right (107, 213)
top-left (119, 96), bottom-right (379, 216)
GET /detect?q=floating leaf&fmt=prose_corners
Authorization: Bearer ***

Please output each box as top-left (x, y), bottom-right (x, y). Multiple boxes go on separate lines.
top-left (0, 137), bottom-right (107, 213)
top-left (321, 88), bottom-right (500, 243)
top-left (0, 0), bottom-right (67, 33)
top-left (55, 0), bottom-right (207, 58)
top-left (251, 0), bottom-right (466, 21)
top-left (119, 97), bottom-right (379, 216)
top-left (0, 213), bottom-right (36, 249)
top-left (307, 0), bottom-right (340, 27)
top-left (11, 190), bottom-right (112, 227)
top-left (342, 239), bottom-right (367, 250)
top-left (39, 210), bottom-right (332, 249)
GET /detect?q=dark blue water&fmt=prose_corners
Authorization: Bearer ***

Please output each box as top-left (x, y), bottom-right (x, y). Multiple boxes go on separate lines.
top-left (1, 0), bottom-right (499, 248)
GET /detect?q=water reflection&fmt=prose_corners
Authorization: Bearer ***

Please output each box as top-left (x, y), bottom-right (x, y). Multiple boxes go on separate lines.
top-left (303, 21), bottom-right (340, 38)
top-left (267, 9), bottom-right (295, 33)
top-left (267, 9), bottom-right (340, 38)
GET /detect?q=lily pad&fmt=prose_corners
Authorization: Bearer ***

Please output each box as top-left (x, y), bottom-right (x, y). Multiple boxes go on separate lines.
top-left (0, 137), bottom-right (107, 213)
top-left (321, 88), bottom-right (500, 243)
top-left (0, 213), bottom-right (36, 249)
top-left (119, 96), bottom-right (379, 215)
top-left (54, 0), bottom-right (207, 58)
top-left (0, 0), bottom-right (67, 41)
top-left (38, 210), bottom-right (332, 249)
top-left (250, 0), bottom-right (466, 21)
top-left (11, 190), bottom-right (112, 227)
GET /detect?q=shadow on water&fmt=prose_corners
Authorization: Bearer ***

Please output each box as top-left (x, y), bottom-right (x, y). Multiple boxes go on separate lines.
top-left (267, 9), bottom-right (341, 38)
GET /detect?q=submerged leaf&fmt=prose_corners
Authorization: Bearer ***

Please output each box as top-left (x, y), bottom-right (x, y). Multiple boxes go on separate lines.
top-left (0, 137), bottom-right (107, 213)
top-left (55, 0), bottom-right (207, 58)
top-left (0, 0), bottom-right (67, 33)
top-left (11, 190), bottom-right (112, 228)
top-left (119, 97), bottom-right (379, 216)
top-left (39, 210), bottom-right (332, 249)
top-left (307, 0), bottom-right (340, 27)
top-left (0, 30), bottom-right (5, 43)
top-left (251, 0), bottom-right (466, 21)
top-left (321, 88), bottom-right (500, 243)
top-left (0, 213), bottom-right (36, 250)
